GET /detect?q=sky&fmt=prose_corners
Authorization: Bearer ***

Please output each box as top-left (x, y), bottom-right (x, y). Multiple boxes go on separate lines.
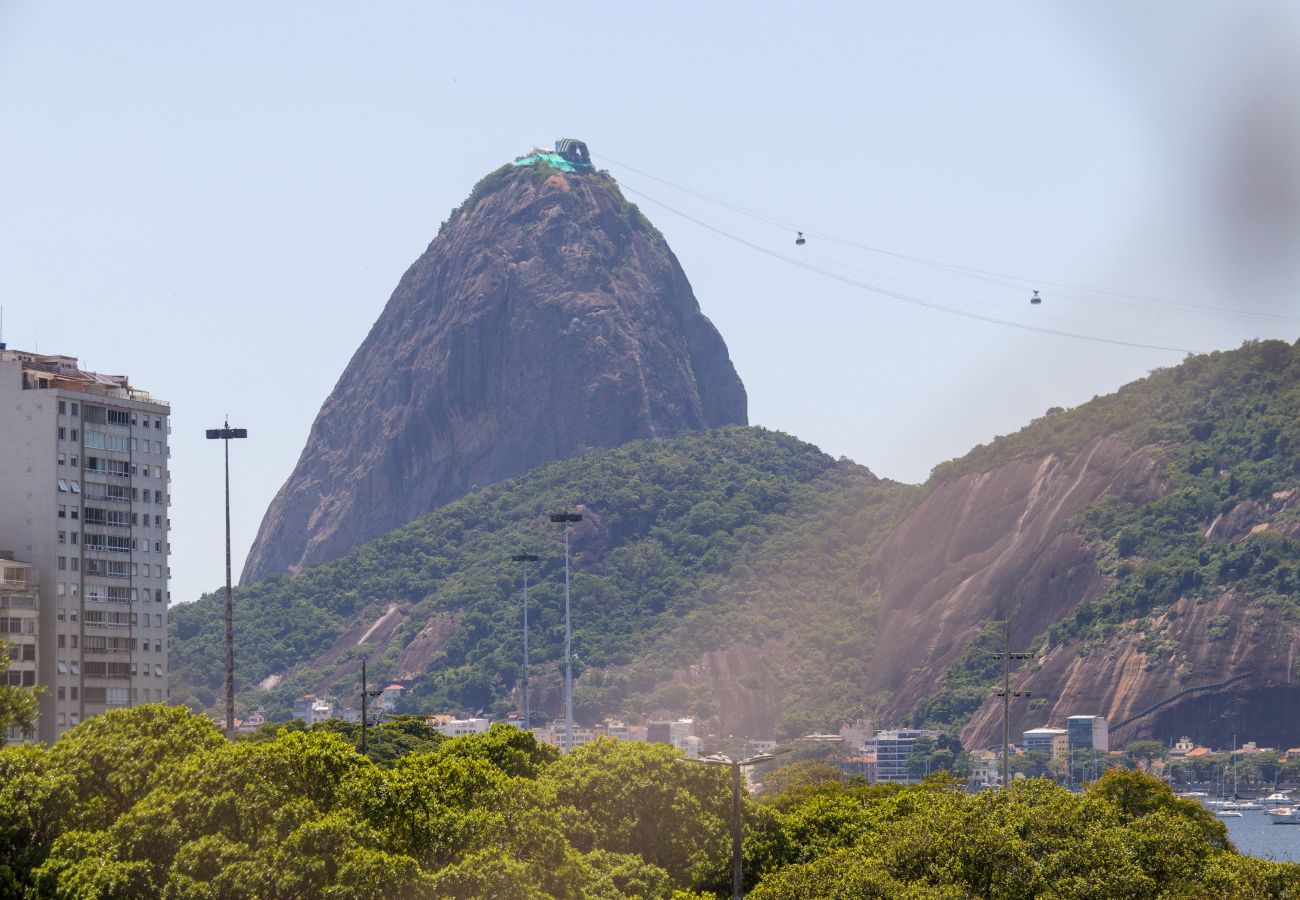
top-left (1, 2), bottom-right (1297, 607)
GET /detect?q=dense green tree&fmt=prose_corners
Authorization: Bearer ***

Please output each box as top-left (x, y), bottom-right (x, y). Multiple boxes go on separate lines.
top-left (0, 638), bottom-right (39, 735)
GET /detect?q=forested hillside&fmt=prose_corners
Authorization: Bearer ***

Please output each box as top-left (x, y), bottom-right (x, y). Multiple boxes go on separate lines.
top-left (171, 427), bottom-right (915, 737)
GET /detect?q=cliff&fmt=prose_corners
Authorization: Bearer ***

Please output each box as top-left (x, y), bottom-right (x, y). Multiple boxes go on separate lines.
top-left (241, 153), bottom-right (747, 583)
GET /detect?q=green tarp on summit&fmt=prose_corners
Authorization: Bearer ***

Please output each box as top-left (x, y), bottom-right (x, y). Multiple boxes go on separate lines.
top-left (513, 137), bottom-right (593, 172)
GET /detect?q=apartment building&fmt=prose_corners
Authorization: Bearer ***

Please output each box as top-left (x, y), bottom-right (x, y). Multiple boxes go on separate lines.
top-left (0, 347), bottom-right (170, 742)
top-left (1, 554), bottom-right (39, 744)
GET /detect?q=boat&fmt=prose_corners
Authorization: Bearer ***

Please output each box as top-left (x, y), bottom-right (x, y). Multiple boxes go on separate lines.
top-left (1234, 800), bottom-right (1264, 811)
top-left (1269, 807), bottom-right (1300, 825)
top-left (1217, 809), bottom-right (1244, 818)
top-left (1262, 791), bottom-right (1293, 806)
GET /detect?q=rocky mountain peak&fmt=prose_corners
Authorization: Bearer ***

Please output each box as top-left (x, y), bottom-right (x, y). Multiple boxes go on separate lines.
top-left (241, 143), bottom-right (748, 583)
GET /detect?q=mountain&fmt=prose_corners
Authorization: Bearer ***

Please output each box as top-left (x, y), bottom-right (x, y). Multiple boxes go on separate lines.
top-left (884, 339), bottom-right (1300, 749)
top-left (240, 146), bottom-right (747, 583)
top-left (177, 323), bottom-right (1300, 746)
top-left (173, 427), bottom-right (913, 737)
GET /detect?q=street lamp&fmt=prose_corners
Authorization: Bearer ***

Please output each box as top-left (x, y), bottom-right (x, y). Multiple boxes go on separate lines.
top-left (550, 512), bottom-right (581, 753)
top-left (510, 553), bottom-right (539, 729)
top-left (992, 618), bottom-right (1034, 788)
top-left (205, 419), bottom-right (247, 738)
top-left (679, 733), bottom-right (843, 899)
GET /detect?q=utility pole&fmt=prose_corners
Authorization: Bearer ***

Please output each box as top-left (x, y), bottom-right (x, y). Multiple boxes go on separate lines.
top-left (511, 553), bottom-right (540, 729)
top-left (361, 658), bottom-right (368, 755)
top-left (993, 618), bottom-right (1035, 788)
top-left (550, 512), bottom-right (582, 752)
top-left (205, 419), bottom-right (247, 738)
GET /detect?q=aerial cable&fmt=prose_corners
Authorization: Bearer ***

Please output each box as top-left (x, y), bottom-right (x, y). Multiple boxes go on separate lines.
top-left (598, 153), bottom-right (1300, 325)
top-left (618, 183), bottom-right (1194, 355)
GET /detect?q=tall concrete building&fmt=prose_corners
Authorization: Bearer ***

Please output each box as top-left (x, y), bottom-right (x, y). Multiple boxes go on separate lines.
top-left (1067, 715), bottom-right (1109, 754)
top-left (0, 347), bottom-right (170, 742)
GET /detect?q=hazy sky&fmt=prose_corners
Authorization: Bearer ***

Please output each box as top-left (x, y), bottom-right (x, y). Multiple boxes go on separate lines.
top-left (2, 2), bottom-right (1297, 606)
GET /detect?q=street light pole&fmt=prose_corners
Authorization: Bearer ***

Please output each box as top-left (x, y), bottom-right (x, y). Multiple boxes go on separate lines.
top-left (993, 617), bottom-right (1035, 788)
top-left (511, 553), bottom-right (539, 729)
top-left (550, 513), bottom-right (581, 752)
top-left (679, 734), bottom-right (842, 899)
top-left (205, 419), bottom-right (247, 738)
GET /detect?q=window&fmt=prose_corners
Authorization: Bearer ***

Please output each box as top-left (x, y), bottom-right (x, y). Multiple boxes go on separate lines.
top-left (70, 429), bottom-right (78, 440)
top-left (69, 661), bottom-right (79, 675)
top-left (70, 481), bottom-right (80, 493)
top-left (155, 418), bottom-right (162, 429)
top-left (58, 504), bottom-right (66, 518)
top-left (107, 409), bottom-right (130, 427)
top-left (70, 507), bottom-right (78, 520)
top-left (154, 612), bottom-right (162, 625)
top-left (58, 401), bottom-right (66, 415)
top-left (142, 490), bottom-right (151, 503)
top-left (70, 635), bottom-right (77, 649)
top-left (154, 665), bottom-right (163, 677)
top-left (57, 634), bottom-right (65, 649)
top-left (58, 531), bottom-right (66, 544)
top-left (57, 452), bottom-right (66, 466)
top-left (57, 607), bottom-right (65, 620)
top-left (57, 661), bottom-right (67, 674)
top-left (70, 456), bottom-right (78, 467)
top-left (57, 557), bottom-right (66, 571)
top-left (56, 583), bottom-right (65, 597)
top-left (154, 541), bottom-right (161, 553)
top-left (70, 533), bottom-right (77, 545)
top-left (57, 479), bottom-right (68, 493)
top-left (70, 403), bottom-right (78, 416)
top-left (154, 441), bottom-right (161, 454)
top-left (69, 558), bottom-right (78, 572)
top-left (58, 426), bottom-right (66, 440)
top-left (70, 687), bottom-right (77, 701)
top-left (57, 686), bottom-right (65, 700)
top-left (141, 417), bottom-right (149, 428)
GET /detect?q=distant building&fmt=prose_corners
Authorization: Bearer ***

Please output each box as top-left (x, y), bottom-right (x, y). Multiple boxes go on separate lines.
top-left (292, 696), bottom-right (318, 722)
top-left (380, 684), bottom-right (405, 710)
top-left (434, 716), bottom-right (493, 738)
top-left (744, 739), bottom-right (778, 758)
top-left (1022, 727), bottom-right (1069, 762)
top-left (874, 728), bottom-right (939, 783)
top-left (531, 723), bottom-right (595, 752)
top-left (837, 754), bottom-right (877, 782)
top-left (2, 555), bottom-right (39, 744)
top-left (1067, 716), bottom-right (1109, 754)
top-left (839, 719), bottom-right (874, 751)
top-left (235, 707), bottom-right (267, 733)
top-left (1169, 736), bottom-right (1197, 759)
top-left (309, 700), bottom-right (335, 725)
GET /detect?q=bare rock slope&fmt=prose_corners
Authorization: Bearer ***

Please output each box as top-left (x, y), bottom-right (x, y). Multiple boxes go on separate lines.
top-left (242, 158), bottom-right (747, 583)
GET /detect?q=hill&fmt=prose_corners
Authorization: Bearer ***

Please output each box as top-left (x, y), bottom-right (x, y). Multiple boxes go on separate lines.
top-left (241, 144), bottom-right (747, 583)
top-left (876, 339), bottom-right (1300, 748)
top-left (173, 339), bottom-right (1300, 747)
top-left (172, 426), bottom-right (915, 738)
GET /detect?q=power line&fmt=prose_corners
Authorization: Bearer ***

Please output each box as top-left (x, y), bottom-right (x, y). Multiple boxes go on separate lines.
top-left (597, 153), bottom-right (1300, 326)
top-left (617, 182), bottom-right (1194, 355)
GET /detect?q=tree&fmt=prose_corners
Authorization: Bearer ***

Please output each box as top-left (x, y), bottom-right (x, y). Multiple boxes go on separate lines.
top-left (0, 638), bottom-right (39, 736)
top-left (542, 738), bottom-right (731, 890)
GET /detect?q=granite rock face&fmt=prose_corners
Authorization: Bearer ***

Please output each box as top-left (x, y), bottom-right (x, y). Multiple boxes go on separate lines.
top-left (241, 163), bottom-right (747, 583)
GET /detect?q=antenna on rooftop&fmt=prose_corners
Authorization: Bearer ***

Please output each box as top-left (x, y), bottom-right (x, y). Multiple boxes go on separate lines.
top-left (0, 305), bottom-right (5, 350)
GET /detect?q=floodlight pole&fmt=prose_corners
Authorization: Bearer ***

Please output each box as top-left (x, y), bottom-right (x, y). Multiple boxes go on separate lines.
top-left (993, 617), bottom-right (1035, 788)
top-left (511, 553), bottom-right (540, 729)
top-left (550, 513), bottom-right (581, 752)
top-left (206, 419), bottom-right (247, 738)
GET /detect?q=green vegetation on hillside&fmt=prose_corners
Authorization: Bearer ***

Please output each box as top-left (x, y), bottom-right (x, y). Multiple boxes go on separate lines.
top-left (915, 340), bottom-right (1300, 730)
top-left (171, 427), bottom-right (914, 735)
top-left (3, 706), bottom-right (1293, 898)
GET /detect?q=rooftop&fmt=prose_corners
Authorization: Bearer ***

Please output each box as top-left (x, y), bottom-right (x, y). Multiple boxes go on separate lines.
top-left (1, 348), bottom-right (166, 407)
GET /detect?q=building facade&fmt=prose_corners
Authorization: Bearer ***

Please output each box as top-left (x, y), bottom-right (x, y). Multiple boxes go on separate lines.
top-left (1, 555), bottom-right (40, 743)
top-left (1022, 726), bottom-right (1069, 761)
top-left (0, 349), bottom-right (170, 743)
top-left (1067, 715), bottom-right (1109, 754)
top-left (874, 728), bottom-right (939, 783)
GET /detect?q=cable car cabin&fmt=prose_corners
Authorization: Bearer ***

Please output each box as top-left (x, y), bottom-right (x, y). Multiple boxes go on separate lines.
top-left (795, 231), bottom-right (806, 246)
top-left (1030, 290), bottom-right (1042, 305)
top-left (554, 139), bottom-right (593, 170)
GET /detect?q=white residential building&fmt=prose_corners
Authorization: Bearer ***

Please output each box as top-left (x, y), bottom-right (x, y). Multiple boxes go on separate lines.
top-left (0, 348), bottom-right (171, 743)
top-left (435, 716), bottom-right (493, 738)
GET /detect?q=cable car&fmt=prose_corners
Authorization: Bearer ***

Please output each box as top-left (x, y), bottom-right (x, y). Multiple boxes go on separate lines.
top-left (1030, 290), bottom-right (1042, 305)
top-left (795, 231), bottom-right (806, 246)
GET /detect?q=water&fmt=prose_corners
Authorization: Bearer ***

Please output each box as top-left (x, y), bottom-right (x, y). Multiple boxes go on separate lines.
top-left (1220, 811), bottom-right (1300, 863)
